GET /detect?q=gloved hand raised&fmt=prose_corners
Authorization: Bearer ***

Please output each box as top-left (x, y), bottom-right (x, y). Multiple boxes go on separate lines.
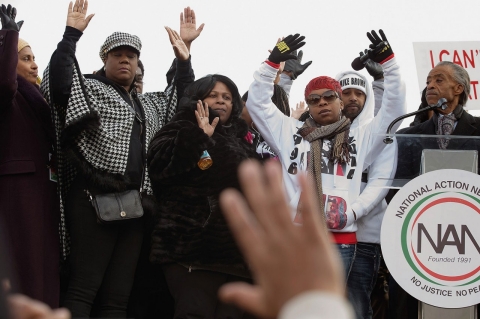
top-left (0, 4), bottom-right (23, 31)
top-left (366, 29), bottom-right (393, 64)
top-left (284, 50), bottom-right (312, 80)
top-left (359, 49), bottom-right (383, 80)
top-left (268, 34), bottom-right (306, 64)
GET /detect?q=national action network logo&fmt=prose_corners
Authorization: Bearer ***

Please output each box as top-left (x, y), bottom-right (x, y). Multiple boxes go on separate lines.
top-left (382, 169), bottom-right (480, 308)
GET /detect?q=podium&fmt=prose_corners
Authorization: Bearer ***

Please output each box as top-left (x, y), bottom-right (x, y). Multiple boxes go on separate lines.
top-left (376, 134), bottom-right (480, 319)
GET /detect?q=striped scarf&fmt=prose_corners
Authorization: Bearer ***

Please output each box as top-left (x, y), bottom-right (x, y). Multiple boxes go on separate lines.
top-left (297, 116), bottom-right (351, 224)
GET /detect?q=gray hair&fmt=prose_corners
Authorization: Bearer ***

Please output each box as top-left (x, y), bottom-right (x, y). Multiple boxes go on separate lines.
top-left (436, 61), bottom-right (470, 106)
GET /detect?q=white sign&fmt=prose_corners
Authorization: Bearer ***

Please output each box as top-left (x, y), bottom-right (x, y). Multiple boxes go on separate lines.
top-left (381, 169), bottom-right (480, 308)
top-left (413, 42), bottom-right (480, 110)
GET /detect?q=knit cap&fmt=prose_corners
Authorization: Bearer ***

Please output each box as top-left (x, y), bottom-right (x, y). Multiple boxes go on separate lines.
top-left (99, 32), bottom-right (142, 62)
top-left (337, 73), bottom-right (367, 95)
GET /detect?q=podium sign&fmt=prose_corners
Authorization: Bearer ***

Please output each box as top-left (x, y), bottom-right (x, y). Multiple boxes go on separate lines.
top-left (381, 169), bottom-right (480, 308)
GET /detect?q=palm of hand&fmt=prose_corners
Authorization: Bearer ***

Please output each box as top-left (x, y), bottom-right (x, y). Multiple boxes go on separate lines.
top-left (180, 23), bottom-right (201, 44)
top-left (67, 11), bottom-right (88, 31)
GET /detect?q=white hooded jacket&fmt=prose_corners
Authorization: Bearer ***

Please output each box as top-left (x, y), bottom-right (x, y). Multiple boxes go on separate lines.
top-left (246, 58), bottom-right (405, 235)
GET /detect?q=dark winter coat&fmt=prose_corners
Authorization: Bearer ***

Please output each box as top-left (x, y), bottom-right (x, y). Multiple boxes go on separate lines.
top-left (0, 30), bottom-right (60, 308)
top-left (395, 110), bottom-right (480, 180)
top-left (147, 102), bottom-right (258, 273)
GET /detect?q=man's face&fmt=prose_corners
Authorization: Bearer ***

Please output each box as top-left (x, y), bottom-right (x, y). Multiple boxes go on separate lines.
top-left (17, 46), bottom-right (38, 86)
top-left (104, 46), bottom-right (138, 89)
top-left (426, 65), bottom-right (464, 114)
top-left (341, 88), bottom-right (366, 120)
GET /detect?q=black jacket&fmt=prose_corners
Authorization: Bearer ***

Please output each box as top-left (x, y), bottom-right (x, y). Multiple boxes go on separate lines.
top-left (147, 103), bottom-right (258, 272)
top-left (395, 110), bottom-right (480, 180)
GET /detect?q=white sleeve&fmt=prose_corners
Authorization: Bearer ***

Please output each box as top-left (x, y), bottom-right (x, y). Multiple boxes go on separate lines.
top-left (363, 57), bottom-right (406, 168)
top-left (351, 139), bottom-right (397, 219)
top-left (246, 62), bottom-right (298, 156)
top-left (278, 73), bottom-right (293, 97)
top-left (279, 292), bottom-right (355, 319)
top-left (372, 78), bottom-right (384, 116)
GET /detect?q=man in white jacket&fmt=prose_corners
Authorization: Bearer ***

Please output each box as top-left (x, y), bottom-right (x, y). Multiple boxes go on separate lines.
top-left (246, 29), bottom-right (405, 298)
top-left (335, 70), bottom-right (397, 319)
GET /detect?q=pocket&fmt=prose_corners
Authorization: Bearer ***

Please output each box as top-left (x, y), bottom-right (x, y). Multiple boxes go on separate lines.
top-left (0, 160), bottom-right (36, 176)
top-left (356, 243), bottom-right (378, 259)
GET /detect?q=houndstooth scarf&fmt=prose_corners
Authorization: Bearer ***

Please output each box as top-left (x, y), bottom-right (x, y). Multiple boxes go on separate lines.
top-left (297, 116), bottom-right (351, 224)
top-left (41, 59), bottom-right (177, 260)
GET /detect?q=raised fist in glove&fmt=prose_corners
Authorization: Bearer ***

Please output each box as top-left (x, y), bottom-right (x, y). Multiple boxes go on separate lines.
top-left (284, 50), bottom-right (312, 80)
top-left (268, 34), bottom-right (306, 64)
top-left (366, 29), bottom-right (393, 64)
top-left (359, 49), bottom-right (383, 80)
top-left (0, 4), bottom-right (23, 31)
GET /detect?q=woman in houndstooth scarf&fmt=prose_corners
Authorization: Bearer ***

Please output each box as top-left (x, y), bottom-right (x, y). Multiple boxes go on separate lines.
top-left (40, 0), bottom-right (203, 317)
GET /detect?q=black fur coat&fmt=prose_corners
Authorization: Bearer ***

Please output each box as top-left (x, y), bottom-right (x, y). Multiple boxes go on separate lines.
top-left (147, 103), bottom-right (258, 271)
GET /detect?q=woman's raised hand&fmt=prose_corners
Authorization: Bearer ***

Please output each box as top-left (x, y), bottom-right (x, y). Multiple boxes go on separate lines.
top-left (179, 6), bottom-right (204, 52)
top-left (165, 26), bottom-right (189, 61)
top-left (195, 100), bottom-right (219, 137)
top-left (66, 0), bottom-right (94, 32)
top-left (291, 101), bottom-right (308, 119)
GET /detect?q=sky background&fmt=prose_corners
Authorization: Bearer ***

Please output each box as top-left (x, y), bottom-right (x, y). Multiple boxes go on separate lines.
top-left (7, 0), bottom-right (480, 125)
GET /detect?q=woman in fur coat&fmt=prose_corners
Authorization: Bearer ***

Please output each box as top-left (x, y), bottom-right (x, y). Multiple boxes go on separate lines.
top-left (148, 74), bottom-right (258, 319)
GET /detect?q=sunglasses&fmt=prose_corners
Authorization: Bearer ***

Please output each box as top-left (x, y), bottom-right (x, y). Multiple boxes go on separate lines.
top-left (306, 91), bottom-right (339, 106)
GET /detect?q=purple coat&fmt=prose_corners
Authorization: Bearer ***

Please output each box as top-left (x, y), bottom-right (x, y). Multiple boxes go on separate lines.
top-left (0, 30), bottom-right (60, 308)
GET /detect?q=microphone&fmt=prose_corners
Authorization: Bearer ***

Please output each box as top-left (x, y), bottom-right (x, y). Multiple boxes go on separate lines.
top-left (383, 98), bottom-right (447, 144)
top-left (351, 52), bottom-right (371, 71)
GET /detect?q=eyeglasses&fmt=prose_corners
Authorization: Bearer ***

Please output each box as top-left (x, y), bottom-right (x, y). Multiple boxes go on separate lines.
top-left (306, 91), bottom-right (339, 106)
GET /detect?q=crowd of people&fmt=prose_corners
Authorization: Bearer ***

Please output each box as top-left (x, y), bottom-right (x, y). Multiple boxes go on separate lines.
top-left (1, 1), bottom-right (479, 319)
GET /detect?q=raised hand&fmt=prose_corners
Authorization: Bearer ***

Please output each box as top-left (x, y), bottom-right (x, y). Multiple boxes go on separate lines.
top-left (0, 4), bottom-right (24, 31)
top-left (179, 6), bottom-right (204, 52)
top-left (366, 29), bottom-right (393, 64)
top-left (195, 100), bottom-right (219, 137)
top-left (268, 33), bottom-right (306, 64)
top-left (66, 0), bottom-right (94, 32)
top-left (218, 161), bottom-right (345, 318)
top-left (165, 26), bottom-right (190, 61)
top-left (284, 50), bottom-right (312, 80)
top-left (359, 49), bottom-right (383, 80)
top-left (290, 101), bottom-right (308, 119)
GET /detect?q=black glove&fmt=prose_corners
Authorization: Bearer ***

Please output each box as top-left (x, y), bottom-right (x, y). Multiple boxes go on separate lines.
top-left (360, 49), bottom-right (383, 80)
top-left (268, 34), bottom-right (306, 64)
top-left (0, 4), bottom-right (23, 31)
top-left (366, 29), bottom-right (393, 63)
top-left (284, 50), bottom-right (312, 80)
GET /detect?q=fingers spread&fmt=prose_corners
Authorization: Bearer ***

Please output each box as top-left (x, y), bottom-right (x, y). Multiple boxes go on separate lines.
top-left (379, 29), bottom-right (388, 41)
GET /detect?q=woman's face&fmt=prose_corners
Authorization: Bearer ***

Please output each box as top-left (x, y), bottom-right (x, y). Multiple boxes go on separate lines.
top-left (203, 81), bottom-right (233, 125)
top-left (104, 47), bottom-right (138, 90)
top-left (307, 88), bottom-right (344, 126)
top-left (17, 46), bottom-right (38, 86)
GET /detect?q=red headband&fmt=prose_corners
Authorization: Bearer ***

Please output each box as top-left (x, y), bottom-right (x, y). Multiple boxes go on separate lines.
top-left (304, 76), bottom-right (342, 99)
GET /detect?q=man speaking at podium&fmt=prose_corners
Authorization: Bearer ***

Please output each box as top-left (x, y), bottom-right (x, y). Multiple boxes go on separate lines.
top-left (402, 61), bottom-right (480, 138)
top-left (390, 61), bottom-right (480, 319)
